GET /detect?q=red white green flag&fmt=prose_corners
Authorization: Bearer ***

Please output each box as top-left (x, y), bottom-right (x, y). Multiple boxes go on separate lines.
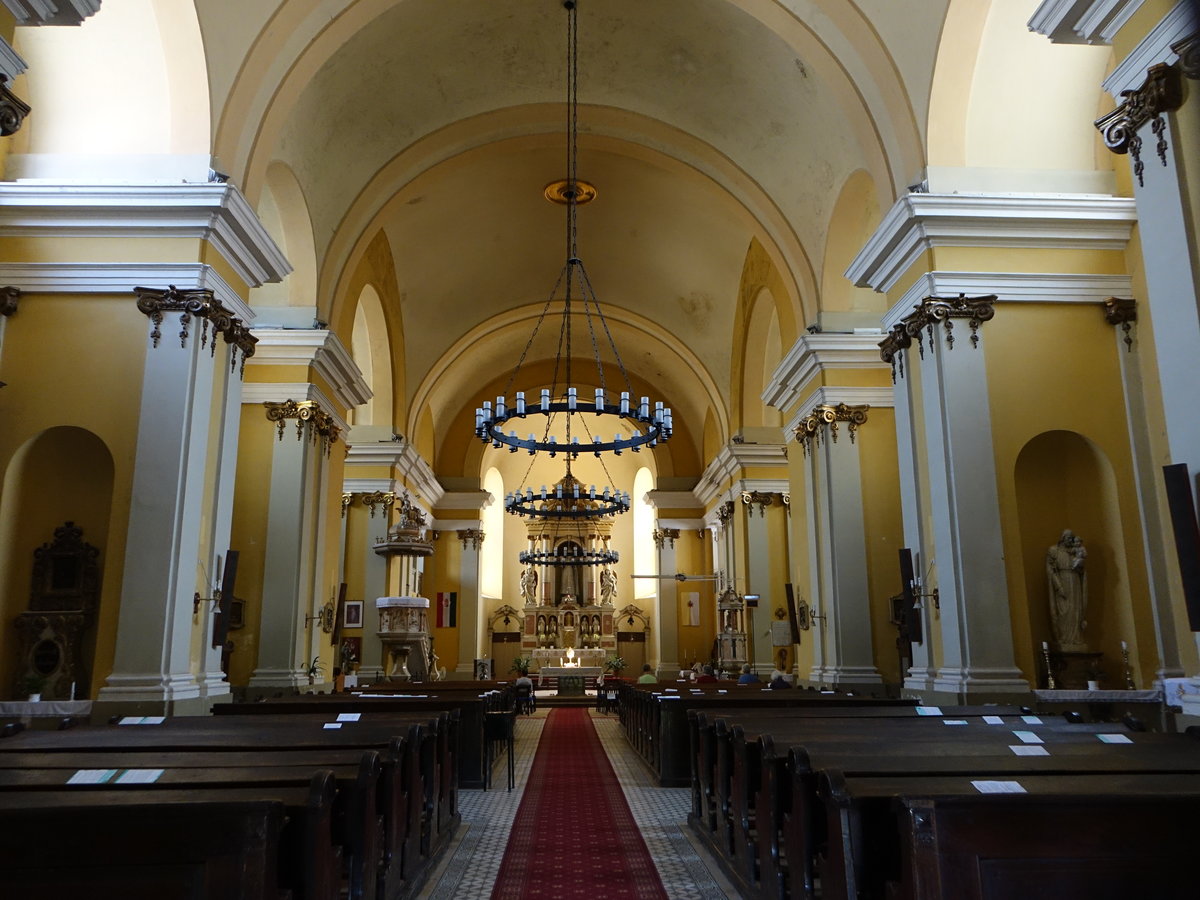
top-left (436, 592), bottom-right (457, 628)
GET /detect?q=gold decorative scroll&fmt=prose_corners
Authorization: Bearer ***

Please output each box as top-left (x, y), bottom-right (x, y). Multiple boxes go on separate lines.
top-left (1095, 62), bottom-right (1185, 187)
top-left (652, 528), bottom-right (680, 549)
top-left (457, 528), bottom-right (485, 550)
top-left (0, 286), bottom-right (19, 317)
top-left (341, 493), bottom-right (353, 518)
top-left (740, 491), bottom-right (779, 517)
top-left (715, 501), bottom-right (736, 525)
top-left (263, 399), bottom-right (342, 456)
top-left (0, 74), bottom-right (30, 137)
top-left (1103, 297), bottom-right (1137, 352)
top-left (878, 294), bottom-right (997, 381)
top-left (361, 491), bottom-right (396, 518)
top-left (795, 403), bottom-right (869, 455)
top-left (135, 285), bottom-right (258, 376)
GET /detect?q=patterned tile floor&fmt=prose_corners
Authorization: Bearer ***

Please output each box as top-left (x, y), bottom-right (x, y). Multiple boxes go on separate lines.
top-left (418, 709), bottom-right (741, 899)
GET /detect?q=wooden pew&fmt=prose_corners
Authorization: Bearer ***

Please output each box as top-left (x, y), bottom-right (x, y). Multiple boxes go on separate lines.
top-left (772, 727), bottom-right (1200, 900)
top-left (0, 770), bottom-right (340, 900)
top-left (0, 713), bottom-right (441, 897)
top-left (819, 770), bottom-right (1200, 900)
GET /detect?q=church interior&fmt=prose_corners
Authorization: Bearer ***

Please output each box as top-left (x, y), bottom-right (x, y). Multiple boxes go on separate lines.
top-left (1, 0), bottom-right (1199, 897)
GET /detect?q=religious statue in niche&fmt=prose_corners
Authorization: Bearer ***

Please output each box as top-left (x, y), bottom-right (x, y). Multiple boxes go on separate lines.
top-left (1046, 529), bottom-right (1088, 651)
top-left (599, 566), bottom-right (617, 605)
top-left (520, 565), bottom-right (539, 605)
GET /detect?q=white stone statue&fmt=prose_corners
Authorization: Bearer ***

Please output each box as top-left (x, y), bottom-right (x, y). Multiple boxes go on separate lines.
top-left (1046, 529), bottom-right (1088, 650)
top-left (520, 565), bottom-right (538, 604)
top-left (599, 566), bottom-right (617, 605)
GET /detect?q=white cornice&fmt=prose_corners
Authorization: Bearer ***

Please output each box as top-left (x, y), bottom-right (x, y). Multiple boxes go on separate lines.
top-left (0, 183), bottom-right (291, 289)
top-left (343, 441), bottom-right (443, 507)
top-left (239, 382), bottom-right (350, 434)
top-left (1102, 1), bottom-right (1198, 96)
top-left (694, 442), bottom-right (788, 508)
top-left (248, 329), bottom-right (371, 411)
top-left (435, 491), bottom-right (493, 511)
top-left (3, 0), bottom-right (100, 26)
top-left (784, 387), bottom-right (895, 436)
top-left (883, 271), bottom-right (1137, 329)
top-left (646, 490), bottom-right (703, 511)
top-left (655, 518), bottom-right (705, 532)
top-left (0, 262), bottom-right (255, 322)
top-left (432, 519), bottom-right (484, 532)
top-left (1028, 0), bottom-right (1144, 44)
top-left (0, 36), bottom-right (26, 79)
top-left (845, 193), bottom-right (1137, 293)
top-left (763, 334), bottom-right (889, 412)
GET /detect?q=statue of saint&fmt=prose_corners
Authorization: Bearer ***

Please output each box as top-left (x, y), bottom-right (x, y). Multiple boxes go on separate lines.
top-left (1046, 530), bottom-right (1088, 650)
top-left (520, 565), bottom-right (538, 604)
top-left (599, 566), bottom-right (617, 605)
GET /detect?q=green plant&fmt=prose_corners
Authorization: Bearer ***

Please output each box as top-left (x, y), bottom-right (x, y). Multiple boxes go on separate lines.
top-left (604, 655), bottom-right (626, 673)
top-left (509, 656), bottom-right (532, 676)
top-left (306, 656), bottom-right (324, 679)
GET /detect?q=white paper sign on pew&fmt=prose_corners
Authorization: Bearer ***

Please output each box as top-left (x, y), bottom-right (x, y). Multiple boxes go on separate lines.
top-left (115, 769), bottom-right (165, 784)
top-left (1012, 730), bottom-right (1043, 744)
top-left (915, 706), bottom-right (942, 716)
top-left (67, 769), bottom-right (117, 785)
top-left (336, 713), bottom-right (362, 722)
top-left (973, 780), bottom-right (1027, 794)
top-left (1010, 745), bottom-right (1050, 756)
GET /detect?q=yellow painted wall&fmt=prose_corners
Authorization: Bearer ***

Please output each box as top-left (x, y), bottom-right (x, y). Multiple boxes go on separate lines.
top-left (859, 407), bottom-right (906, 686)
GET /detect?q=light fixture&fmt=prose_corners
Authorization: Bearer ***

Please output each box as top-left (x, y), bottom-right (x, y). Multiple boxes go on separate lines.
top-left (473, 0), bottom-right (673, 465)
top-left (516, 464), bottom-right (620, 568)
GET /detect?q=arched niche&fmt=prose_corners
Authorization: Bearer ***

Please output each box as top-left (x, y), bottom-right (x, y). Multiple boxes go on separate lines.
top-left (1014, 430), bottom-right (1131, 664)
top-left (819, 169), bottom-right (883, 324)
top-left (254, 162), bottom-right (318, 311)
top-left (0, 427), bottom-right (115, 699)
top-left (737, 287), bottom-right (784, 434)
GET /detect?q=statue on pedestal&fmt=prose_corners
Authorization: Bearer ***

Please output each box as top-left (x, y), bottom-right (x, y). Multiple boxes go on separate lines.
top-left (599, 566), bottom-right (617, 605)
top-left (1046, 530), bottom-right (1088, 651)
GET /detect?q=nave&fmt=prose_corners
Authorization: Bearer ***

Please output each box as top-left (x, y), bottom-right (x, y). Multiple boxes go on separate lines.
top-left (420, 709), bottom-right (738, 900)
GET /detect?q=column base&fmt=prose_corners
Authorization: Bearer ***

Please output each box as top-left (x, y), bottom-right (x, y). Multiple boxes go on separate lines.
top-left (809, 664), bottom-right (882, 688)
top-left (931, 666), bottom-right (1031, 701)
top-left (95, 673), bottom-right (215, 720)
top-left (903, 666), bottom-right (937, 693)
top-left (248, 667), bottom-right (308, 689)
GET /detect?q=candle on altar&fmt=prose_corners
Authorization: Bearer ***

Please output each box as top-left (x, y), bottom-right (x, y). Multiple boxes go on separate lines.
top-left (1042, 641), bottom-right (1048, 650)
top-left (1121, 640), bottom-right (1127, 650)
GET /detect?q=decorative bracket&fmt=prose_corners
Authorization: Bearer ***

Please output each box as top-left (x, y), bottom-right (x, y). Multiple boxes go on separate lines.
top-left (878, 294), bottom-right (996, 381)
top-left (361, 491), bottom-right (396, 519)
top-left (741, 490), bottom-right (778, 517)
top-left (135, 285), bottom-right (258, 376)
top-left (652, 527), bottom-right (680, 549)
top-left (1096, 62), bottom-right (1184, 187)
top-left (0, 285), bottom-right (19, 317)
top-left (1103, 297), bottom-right (1137, 352)
top-left (341, 493), bottom-right (353, 518)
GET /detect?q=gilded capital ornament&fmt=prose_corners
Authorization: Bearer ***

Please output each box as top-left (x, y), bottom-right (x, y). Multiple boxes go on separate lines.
top-left (135, 285), bottom-right (258, 376)
top-left (0, 74), bottom-right (30, 137)
top-left (0, 286), bottom-right (19, 317)
top-left (1103, 297), bottom-right (1137, 352)
top-left (716, 501), bottom-right (736, 526)
top-left (653, 528), bottom-right (680, 549)
top-left (1095, 62), bottom-right (1185, 187)
top-left (794, 403), bottom-right (869, 455)
top-left (741, 491), bottom-right (778, 517)
top-left (361, 491), bottom-right (396, 518)
top-left (878, 294), bottom-right (996, 381)
top-left (341, 493), bottom-right (353, 518)
top-left (263, 399), bottom-right (342, 456)
top-left (457, 528), bottom-right (485, 550)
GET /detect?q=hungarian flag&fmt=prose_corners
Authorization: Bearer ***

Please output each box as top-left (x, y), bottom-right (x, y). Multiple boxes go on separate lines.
top-left (436, 592), bottom-right (457, 628)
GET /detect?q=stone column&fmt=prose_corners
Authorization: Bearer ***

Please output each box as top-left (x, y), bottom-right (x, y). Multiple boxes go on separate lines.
top-left (797, 408), bottom-right (881, 687)
top-left (456, 528), bottom-right (485, 673)
top-left (99, 288), bottom-right (255, 712)
top-left (249, 401), bottom-right (339, 690)
top-left (653, 527), bottom-right (681, 674)
top-left (741, 492), bottom-right (781, 674)
top-left (898, 297), bottom-right (1027, 698)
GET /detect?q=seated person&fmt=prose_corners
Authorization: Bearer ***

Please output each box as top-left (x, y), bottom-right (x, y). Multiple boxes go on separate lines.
top-left (636, 663), bottom-right (657, 684)
top-left (695, 664), bottom-right (718, 684)
top-left (768, 668), bottom-right (792, 690)
top-left (737, 664), bottom-right (760, 684)
top-left (513, 672), bottom-right (535, 712)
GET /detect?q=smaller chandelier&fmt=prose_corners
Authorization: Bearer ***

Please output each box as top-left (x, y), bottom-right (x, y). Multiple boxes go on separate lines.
top-left (519, 542), bottom-right (618, 568)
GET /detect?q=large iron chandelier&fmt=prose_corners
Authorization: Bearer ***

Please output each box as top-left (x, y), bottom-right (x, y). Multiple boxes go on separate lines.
top-left (473, 0), bottom-right (673, 474)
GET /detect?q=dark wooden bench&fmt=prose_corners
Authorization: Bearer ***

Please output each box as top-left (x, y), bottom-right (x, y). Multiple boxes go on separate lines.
top-left (0, 771), bottom-right (339, 900)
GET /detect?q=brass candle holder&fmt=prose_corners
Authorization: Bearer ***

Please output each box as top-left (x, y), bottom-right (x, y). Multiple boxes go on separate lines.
top-left (1042, 643), bottom-right (1057, 689)
top-left (1122, 644), bottom-right (1135, 690)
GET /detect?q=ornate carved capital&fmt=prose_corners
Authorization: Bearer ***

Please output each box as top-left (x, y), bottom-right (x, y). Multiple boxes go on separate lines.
top-left (879, 294), bottom-right (996, 381)
top-left (1176, 33), bottom-right (1200, 80)
top-left (360, 491), bottom-right (396, 519)
top-left (795, 403), bottom-right (870, 455)
top-left (263, 399), bottom-right (342, 456)
top-left (1103, 297), bottom-right (1138, 352)
top-left (0, 285), bottom-right (19, 317)
top-left (341, 493), bottom-right (353, 518)
top-left (652, 528), bottom-right (680, 549)
top-left (135, 285), bottom-right (258, 376)
top-left (741, 490), bottom-right (779, 517)
top-left (716, 501), bottom-right (736, 527)
top-left (1095, 63), bottom-right (1184, 187)
top-left (457, 528), bottom-right (485, 550)
top-left (0, 74), bottom-right (30, 137)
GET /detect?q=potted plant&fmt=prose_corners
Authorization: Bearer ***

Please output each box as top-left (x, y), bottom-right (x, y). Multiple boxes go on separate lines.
top-left (510, 656), bottom-right (532, 677)
top-left (604, 656), bottom-right (626, 678)
top-left (22, 673), bottom-right (46, 702)
top-left (305, 656), bottom-right (324, 686)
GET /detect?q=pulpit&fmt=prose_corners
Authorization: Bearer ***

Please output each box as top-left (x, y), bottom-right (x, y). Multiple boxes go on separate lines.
top-left (375, 596), bottom-right (430, 682)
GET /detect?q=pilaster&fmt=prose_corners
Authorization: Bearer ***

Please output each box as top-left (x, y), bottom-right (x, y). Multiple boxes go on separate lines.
top-left (653, 527), bottom-right (680, 673)
top-left (456, 528), bottom-right (486, 671)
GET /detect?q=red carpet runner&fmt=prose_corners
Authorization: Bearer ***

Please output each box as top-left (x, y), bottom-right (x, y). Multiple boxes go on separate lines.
top-left (490, 708), bottom-right (669, 899)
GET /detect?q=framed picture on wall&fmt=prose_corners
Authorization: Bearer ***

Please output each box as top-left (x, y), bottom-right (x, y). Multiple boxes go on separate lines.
top-left (343, 600), bottom-right (364, 629)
